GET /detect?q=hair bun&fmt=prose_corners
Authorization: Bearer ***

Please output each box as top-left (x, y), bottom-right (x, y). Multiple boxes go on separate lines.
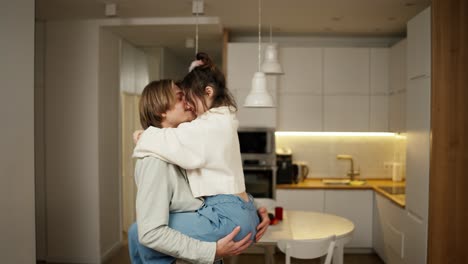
top-left (195, 52), bottom-right (214, 69)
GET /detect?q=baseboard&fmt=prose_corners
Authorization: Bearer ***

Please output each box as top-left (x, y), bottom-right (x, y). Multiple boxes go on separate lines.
top-left (46, 256), bottom-right (99, 264)
top-left (100, 240), bottom-right (124, 263)
top-left (344, 247), bottom-right (374, 254)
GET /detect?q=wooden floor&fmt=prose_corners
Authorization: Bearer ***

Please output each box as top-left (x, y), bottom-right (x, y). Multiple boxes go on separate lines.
top-left (102, 241), bottom-right (384, 264)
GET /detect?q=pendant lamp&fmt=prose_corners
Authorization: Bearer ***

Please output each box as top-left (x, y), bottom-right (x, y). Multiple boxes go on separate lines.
top-left (244, 0), bottom-right (275, 108)
top-left (194, 1), bottom-right (200, 55)
top-left (261, 26), bottom-right (284, 74)
top-left (188, 0), bottom-right (202, 72)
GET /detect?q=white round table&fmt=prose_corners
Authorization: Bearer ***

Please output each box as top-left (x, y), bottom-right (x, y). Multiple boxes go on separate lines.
top-left (257, 210), bottom-right (355, 264)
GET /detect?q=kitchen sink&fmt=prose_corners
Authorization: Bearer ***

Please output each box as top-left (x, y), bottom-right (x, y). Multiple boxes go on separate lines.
top-left (322, 179), bottom-right (366, 186)
top-left (378, 186), bottom-right (406, 195)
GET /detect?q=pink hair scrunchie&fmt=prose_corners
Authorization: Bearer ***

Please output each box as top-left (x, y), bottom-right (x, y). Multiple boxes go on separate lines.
top-left (188, 59), bottom-right (204, 72)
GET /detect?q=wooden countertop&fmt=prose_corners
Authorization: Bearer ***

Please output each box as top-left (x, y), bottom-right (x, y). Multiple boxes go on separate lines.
top-left (277, 178), bottom-right (406, 208)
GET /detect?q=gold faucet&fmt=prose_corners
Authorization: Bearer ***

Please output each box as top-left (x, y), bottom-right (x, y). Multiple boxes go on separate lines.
top-left (336, 154), bottom-right (360, 181)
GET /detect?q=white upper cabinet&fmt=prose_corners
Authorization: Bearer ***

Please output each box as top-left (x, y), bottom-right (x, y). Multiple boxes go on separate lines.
top-left (389, 39), bottom-right (407, 93)
top-left (277, 94), bottom-right (322, 131)
top-left (279, 47), bottom-right (323, 94)
top-left (227, 43), bottom-right (277, 128)
top-left (388, 91), bottom-right (406, 133)
top-left (324, 95), bottom-right (369, 131)
top-left (277, 47), bottom-right (323, 131)
top-left (389, 39), bottom-right (407, 133)
top-left (370, 95), bottom-right (389, 131)
top-left (228, 44), bottom-right (393, 132)
top-left (324, 48), bottom-right (370, 95)
top-left (407, 7), bottom-right (431, 79)
top-left (370, 48), bottom-right (389, 95)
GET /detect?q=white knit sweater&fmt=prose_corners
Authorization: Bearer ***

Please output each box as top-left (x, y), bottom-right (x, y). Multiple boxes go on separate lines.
top-left (133, 106), bottom-right (246, 197)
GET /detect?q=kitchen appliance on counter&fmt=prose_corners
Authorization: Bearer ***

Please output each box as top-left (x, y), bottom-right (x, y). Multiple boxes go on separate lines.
top-left (276, 149), bottom-right (295, 184)
top-left (293, 161), bottom-right (309, 183)
top-left (238, 127), bottom-right (276, 199)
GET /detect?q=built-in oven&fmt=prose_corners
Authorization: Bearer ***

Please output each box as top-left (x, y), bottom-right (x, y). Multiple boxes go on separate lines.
top-left (243, 165), bottom-right (276, 199)
top-left (238, 127), bottom-right (277, 199)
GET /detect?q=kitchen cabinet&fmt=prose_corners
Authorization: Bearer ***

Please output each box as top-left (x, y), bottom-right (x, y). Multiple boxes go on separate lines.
top-left (323, 95), bottom-right (369, 131)
top-left (324, 190), bottom-right (373, 248)
top-left (373, 194), bottom-right (405, 264)
top-left (279, 47), bottom-right (323, 94)
top-left (276, 189), bottom-right (373, 249)
top-left (370, 95), bottom-right (389, 131)
top-left (228, 44), bottom-right (391, 132)
top-left (389, 39), bottom-right (407, 93)
top-left (402, 8), bottom-right (431, 263)
top-left (370, 48), bottom-right (389, 95)
top-left (369, 48), bottom-right (390, 131)
top-left (277, 94), bottom-right (322, 131)
top-left (388, 91), bottom-right (406, 133)
top-left (227, 43), bottom-right (277, 128)
top-left (403, 211), bottom-right (427, 264)
top-left (277, 47), bottom-right (323, 131)
top-left (405, 76), bottom-right (430, 221)
top-left (407, 7), bottom-right (431, 79)
top-left (275, 189), bottom-right (324, 212)
top-left (324, 48), bottom-right (370, 95)
top-left (388, 39), bottom-right (407, 133)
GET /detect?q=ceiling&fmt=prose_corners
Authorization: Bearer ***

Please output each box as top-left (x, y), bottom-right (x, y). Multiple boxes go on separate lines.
top-left (36, 0), bottom-right (431, 61)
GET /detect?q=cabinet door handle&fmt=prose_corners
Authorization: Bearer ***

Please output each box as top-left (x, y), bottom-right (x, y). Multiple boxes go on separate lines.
top-left (407, 210), bottom-right (424, 224)
top-left (410, 74), bottom-right (428, 80)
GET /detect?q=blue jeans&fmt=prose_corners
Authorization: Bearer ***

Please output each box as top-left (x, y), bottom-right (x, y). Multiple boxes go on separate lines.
top-left (128, 194), bottom-right (259, 264)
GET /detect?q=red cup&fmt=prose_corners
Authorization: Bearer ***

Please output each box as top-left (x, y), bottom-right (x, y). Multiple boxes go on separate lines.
top-left (275, 206), bottom-right (283, 221)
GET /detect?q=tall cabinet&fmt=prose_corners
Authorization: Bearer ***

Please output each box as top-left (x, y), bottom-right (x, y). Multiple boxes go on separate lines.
top-left (404, 6), bottom-right (431, 264)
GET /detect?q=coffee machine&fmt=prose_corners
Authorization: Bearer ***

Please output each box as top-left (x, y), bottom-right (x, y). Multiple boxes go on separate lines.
top-left (276, 150), bottom-right (295, 184)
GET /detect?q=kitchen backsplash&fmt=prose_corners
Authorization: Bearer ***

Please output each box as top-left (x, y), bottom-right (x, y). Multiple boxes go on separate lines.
top-left (275, 134), bottom-right (406, 179)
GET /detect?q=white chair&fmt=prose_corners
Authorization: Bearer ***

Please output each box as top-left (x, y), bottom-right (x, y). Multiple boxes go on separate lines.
top-left (277, 235), bottom-right (336, 264)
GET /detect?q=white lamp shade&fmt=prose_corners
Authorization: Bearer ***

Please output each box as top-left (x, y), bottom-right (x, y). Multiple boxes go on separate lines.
top-left (244, 72), bottom-right (275, 107)
top-left (261, 43), bottom-right (284, 75)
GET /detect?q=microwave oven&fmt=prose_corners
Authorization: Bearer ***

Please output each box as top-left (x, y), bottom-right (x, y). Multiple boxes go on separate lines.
top-left (237, 127), bottom-right (276, 167)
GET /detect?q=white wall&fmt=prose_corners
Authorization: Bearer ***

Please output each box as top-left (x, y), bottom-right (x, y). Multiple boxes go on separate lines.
top-left (0, 0), bottom-right (36, 263)
top-left (161, 47), bottom-right (187, 80)
top-left (144, 47), bottom-right (163, 81)
top-left (99, 28), bottom-right (122, 259)
top-left (35, 20), bottom-right (47, 261)
top-left (41, 20), bottom-right (148, 263)
top-left (44, 20), bottom-right (101, 263)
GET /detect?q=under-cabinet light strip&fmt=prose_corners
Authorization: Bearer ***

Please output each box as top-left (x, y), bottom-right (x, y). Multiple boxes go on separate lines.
top-left (275, 132), bottom-right (398, 137)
